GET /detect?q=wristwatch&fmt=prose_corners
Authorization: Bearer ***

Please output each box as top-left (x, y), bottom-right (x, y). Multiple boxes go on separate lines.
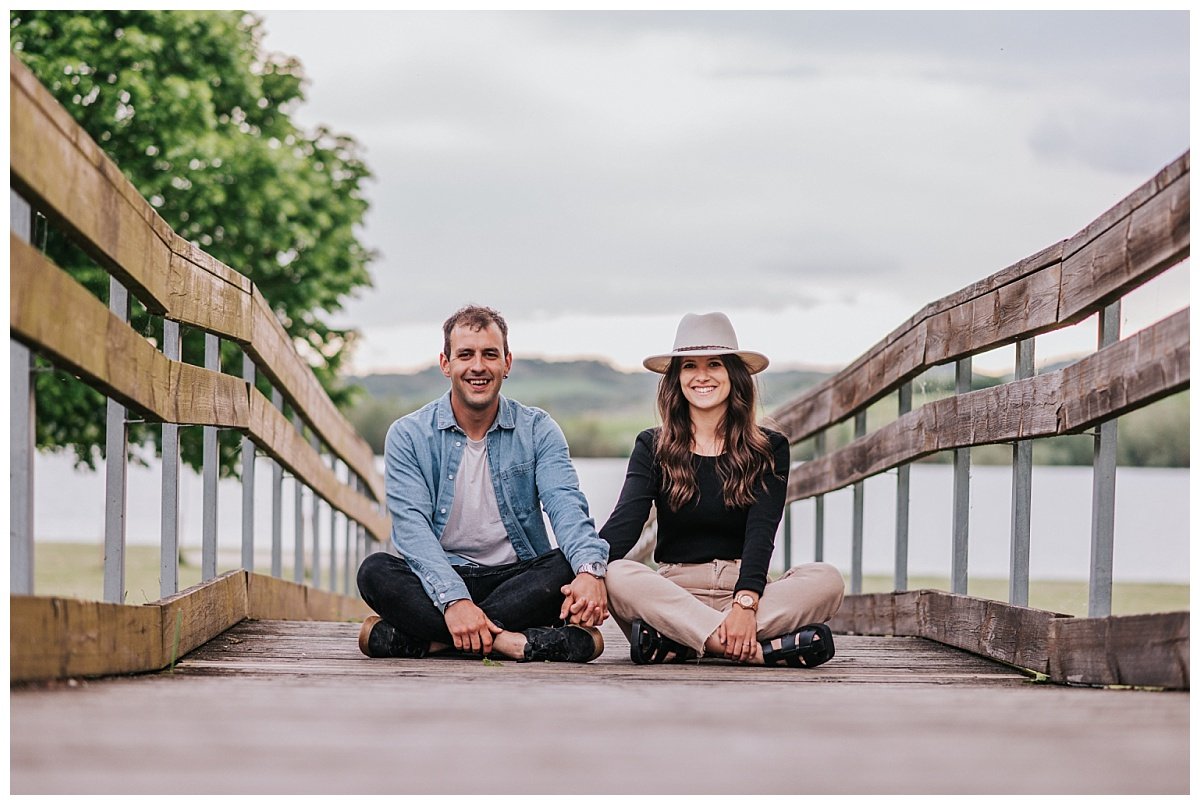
top-left (733, 592), bottom-right (759, 611)
top-left (577, 561), bottom-right (607, 579)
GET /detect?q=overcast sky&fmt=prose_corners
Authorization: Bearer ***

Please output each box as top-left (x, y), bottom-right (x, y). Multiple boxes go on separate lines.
top-left (255, 9), bottom-right (1190, 376)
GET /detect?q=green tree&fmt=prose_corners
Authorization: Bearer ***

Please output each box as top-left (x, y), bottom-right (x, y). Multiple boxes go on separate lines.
top-left (11, 10), bottom-right (374, 473)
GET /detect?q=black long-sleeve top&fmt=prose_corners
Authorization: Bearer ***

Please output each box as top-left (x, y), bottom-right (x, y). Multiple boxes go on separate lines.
top-left (599, 427), bottom-right (790, 595)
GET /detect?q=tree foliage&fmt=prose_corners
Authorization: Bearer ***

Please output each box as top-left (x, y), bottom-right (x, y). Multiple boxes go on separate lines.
top-left (11, 10), bottom-right (374, 473)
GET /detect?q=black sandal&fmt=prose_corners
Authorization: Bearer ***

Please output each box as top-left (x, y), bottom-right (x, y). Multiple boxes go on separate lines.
top-left (630, 619), bottom-right (697, 664)
top-left (760, 623), bottom-right (835, 668)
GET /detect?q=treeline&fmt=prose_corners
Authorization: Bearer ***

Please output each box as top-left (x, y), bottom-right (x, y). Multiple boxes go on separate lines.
top-left (342, 359), bottom-right (1189, 467)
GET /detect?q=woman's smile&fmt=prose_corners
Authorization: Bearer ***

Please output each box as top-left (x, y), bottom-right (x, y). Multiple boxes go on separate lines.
top-left (680, 357), bottom-right (730, 411)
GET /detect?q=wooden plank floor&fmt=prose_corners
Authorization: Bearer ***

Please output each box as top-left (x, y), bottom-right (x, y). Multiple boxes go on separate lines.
top-left (10, 618), bottom-right (1189, 794)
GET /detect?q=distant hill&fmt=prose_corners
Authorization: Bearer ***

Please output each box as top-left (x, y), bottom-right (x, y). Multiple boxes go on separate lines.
top-left (341, 358), bottom-right (832, 457)
top-left (340, 356), bottom-right (1187, 466)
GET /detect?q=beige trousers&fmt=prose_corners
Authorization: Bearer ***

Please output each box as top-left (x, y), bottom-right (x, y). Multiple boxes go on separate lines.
top-left (606, 558), bottom-right (845, 657)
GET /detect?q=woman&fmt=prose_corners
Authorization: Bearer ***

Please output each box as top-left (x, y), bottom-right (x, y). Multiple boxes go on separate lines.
top-left (600, 312), bottom-right (845, 667)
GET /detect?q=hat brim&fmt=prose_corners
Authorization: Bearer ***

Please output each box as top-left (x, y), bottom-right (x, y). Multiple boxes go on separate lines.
top-left (643, 349), bottom-right (770, 375)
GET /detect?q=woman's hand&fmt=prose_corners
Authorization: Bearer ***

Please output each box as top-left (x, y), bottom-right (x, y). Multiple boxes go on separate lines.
top-left (717, 605), bottom-right (759, 663)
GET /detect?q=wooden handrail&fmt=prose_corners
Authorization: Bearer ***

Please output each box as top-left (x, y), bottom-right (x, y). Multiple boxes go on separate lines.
top-left (767, 148), bottom-right (1189, 639)
top-left (8, 54), bottom-right (384, 509)
top-left (786, 308), bottom-right (1189, 500)
top-left (771, 152), bottom-right (1189, 446)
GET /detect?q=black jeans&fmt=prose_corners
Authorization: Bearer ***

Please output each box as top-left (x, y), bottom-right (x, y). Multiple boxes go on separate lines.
top-left (356, 549), bottom-right (576, 644)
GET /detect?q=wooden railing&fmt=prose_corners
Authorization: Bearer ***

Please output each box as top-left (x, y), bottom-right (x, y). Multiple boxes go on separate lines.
top-left (10, 55), bottom-right (384, 680)
top-left (769, 151), bottom-right (1189, 689)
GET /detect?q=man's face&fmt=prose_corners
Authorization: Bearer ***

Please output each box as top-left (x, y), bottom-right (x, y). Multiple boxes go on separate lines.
top-left (440, 323), bottom-right (512, 413)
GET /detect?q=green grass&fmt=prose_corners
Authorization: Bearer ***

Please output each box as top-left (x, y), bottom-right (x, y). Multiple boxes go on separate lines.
top-left (32, 543), bottom-right (1189, 619)
top-left (35, 542), bottom-right (218, 604)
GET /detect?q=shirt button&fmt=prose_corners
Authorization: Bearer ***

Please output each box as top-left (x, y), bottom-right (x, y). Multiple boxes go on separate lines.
top-left (440, 508), bottom-right (446, 514)
top-left (448, 474), bottom-right (454, 480)
top-left (455, 441), bottom-right (462, 447)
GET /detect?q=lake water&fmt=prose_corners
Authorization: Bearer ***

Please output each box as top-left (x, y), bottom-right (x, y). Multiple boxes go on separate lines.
top-left (31, 452), bottom-right (1189, 584)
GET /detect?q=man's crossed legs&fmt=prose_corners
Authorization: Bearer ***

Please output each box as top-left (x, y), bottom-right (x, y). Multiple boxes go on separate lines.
top-left (356, 548), bottom-right (603, 663)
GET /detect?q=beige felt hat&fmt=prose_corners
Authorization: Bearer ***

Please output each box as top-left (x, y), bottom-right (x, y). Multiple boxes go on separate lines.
top-left (642, 312), bottom-right (769, 375)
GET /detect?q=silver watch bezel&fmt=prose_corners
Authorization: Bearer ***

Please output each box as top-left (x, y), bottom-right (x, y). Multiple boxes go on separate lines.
top-left (578, 562), bottom-right (607, 579)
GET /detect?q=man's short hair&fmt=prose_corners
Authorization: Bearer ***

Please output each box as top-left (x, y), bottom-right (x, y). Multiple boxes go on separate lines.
top-left (442, 304), bottom-right (510, 357)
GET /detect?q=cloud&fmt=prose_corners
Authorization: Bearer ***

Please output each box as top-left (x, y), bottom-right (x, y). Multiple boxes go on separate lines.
top-left (257, 10), bottom-right (1189, 374)
top-left (1030, 106), bottom-right (1191, 175)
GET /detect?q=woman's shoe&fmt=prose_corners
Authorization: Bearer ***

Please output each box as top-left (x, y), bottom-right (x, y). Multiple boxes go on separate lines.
top-left (759, 622), bottom-right (835, 668)
top-left (629, 619), bottom-right (696, 664)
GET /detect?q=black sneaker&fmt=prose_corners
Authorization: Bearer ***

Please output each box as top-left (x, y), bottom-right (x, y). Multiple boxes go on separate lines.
top-left (358, 615), bottom-right (429, 659)
top-left (521, 624), bottom-right (605, 663)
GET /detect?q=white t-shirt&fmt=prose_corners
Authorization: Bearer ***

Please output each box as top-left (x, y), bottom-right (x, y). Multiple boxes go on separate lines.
top-left (439, 436), bottom-right (519, 566)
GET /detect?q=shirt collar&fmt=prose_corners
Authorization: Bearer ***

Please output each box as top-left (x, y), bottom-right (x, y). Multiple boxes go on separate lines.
top-left (435, 390), bottom-right (515, 433)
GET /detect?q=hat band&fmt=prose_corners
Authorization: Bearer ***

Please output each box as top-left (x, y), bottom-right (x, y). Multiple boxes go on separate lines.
top-left (676, 344), bottom-right (735, 352)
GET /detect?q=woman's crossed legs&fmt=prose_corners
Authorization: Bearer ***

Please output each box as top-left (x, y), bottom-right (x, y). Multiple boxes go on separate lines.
top-left (606, 558), bottom-right (845, 663)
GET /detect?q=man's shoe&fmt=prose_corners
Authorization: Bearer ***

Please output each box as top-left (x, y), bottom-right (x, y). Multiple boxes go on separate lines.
top-left (358, 615), bottom-right (429, 659)
top-left (521, 624), bottom-right (605, 663)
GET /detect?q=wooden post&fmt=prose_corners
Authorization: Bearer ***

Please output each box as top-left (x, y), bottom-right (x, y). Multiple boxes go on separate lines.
top-left (851, 410), bottom-right (867, 595)
top-left (201, 333), bottom-right (220, 582)
top-left (1010, 339), bottom-right (1035, 606)
top-left (10, 190), bottom-right (35, 596)
top-left (103, 278), bottom-right (131, 603)
top-left (160, 319), bottom-right (182, 598)
top-left (951, 356), bottom-right (972, 595)
top-left (1089, 302), bottom-right (1121, 618)
top-left (894, 382), bottom-right (912, 592)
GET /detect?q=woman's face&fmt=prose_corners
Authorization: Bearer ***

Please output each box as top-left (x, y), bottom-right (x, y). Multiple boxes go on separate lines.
top-left (678, 355), bottom-right (731, 414)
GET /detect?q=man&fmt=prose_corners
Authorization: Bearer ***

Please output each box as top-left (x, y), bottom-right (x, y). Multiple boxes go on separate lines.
top-left (357, 304), bottom-right (610, 663)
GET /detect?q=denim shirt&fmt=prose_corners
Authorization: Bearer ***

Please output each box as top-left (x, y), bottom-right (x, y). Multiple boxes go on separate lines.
top-left (384, 391), bottom-right (609, 611)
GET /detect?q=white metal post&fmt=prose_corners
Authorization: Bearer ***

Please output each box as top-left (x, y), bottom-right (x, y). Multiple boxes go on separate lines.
top-left (241, 354), bottom-right (256, 573)
top-left (951, 357), bottom-right (972, 595)
top-left (160, 319), bottom-right (182, 597)
top-left (1010, 339), bottom-right (1035, 606)
top-left (310, 434), bottom-right (322, 589)
top-left (813, 430), bottom-right (826, 562)
top-left (894, 382), bottom-right (912, 592)
top-left (328, 457), bottom-right (339, 592)
top-left (1089, 303), bottom-right (1121, 617)
top-left (851, 411), bottom-right (867, 595)
top-left (201, 333), bottom-right (220, 582)
top-left (10, 190), bottom-right (35, 595)
top-left (271, 388), bottom-right (284, 578)
top-left (293, 412), bottom-right (306, 584)
top-left (104, 279), bottom-right (131, 603)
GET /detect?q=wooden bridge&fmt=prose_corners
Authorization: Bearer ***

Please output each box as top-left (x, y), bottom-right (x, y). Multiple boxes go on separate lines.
top-left (9, 55), bottom-right (1190, 794)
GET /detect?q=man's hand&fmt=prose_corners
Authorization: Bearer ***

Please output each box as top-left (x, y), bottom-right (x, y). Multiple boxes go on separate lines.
top-left (559, 573), bottom-right (609, 626)
top-left (444, 599), bottom-right (502, 655)
top-left (717, 605), bottom-right (759, 663)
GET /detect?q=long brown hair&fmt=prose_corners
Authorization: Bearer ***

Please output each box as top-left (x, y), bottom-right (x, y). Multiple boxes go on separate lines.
top-left (654, 353), bottom-right (776, 511)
